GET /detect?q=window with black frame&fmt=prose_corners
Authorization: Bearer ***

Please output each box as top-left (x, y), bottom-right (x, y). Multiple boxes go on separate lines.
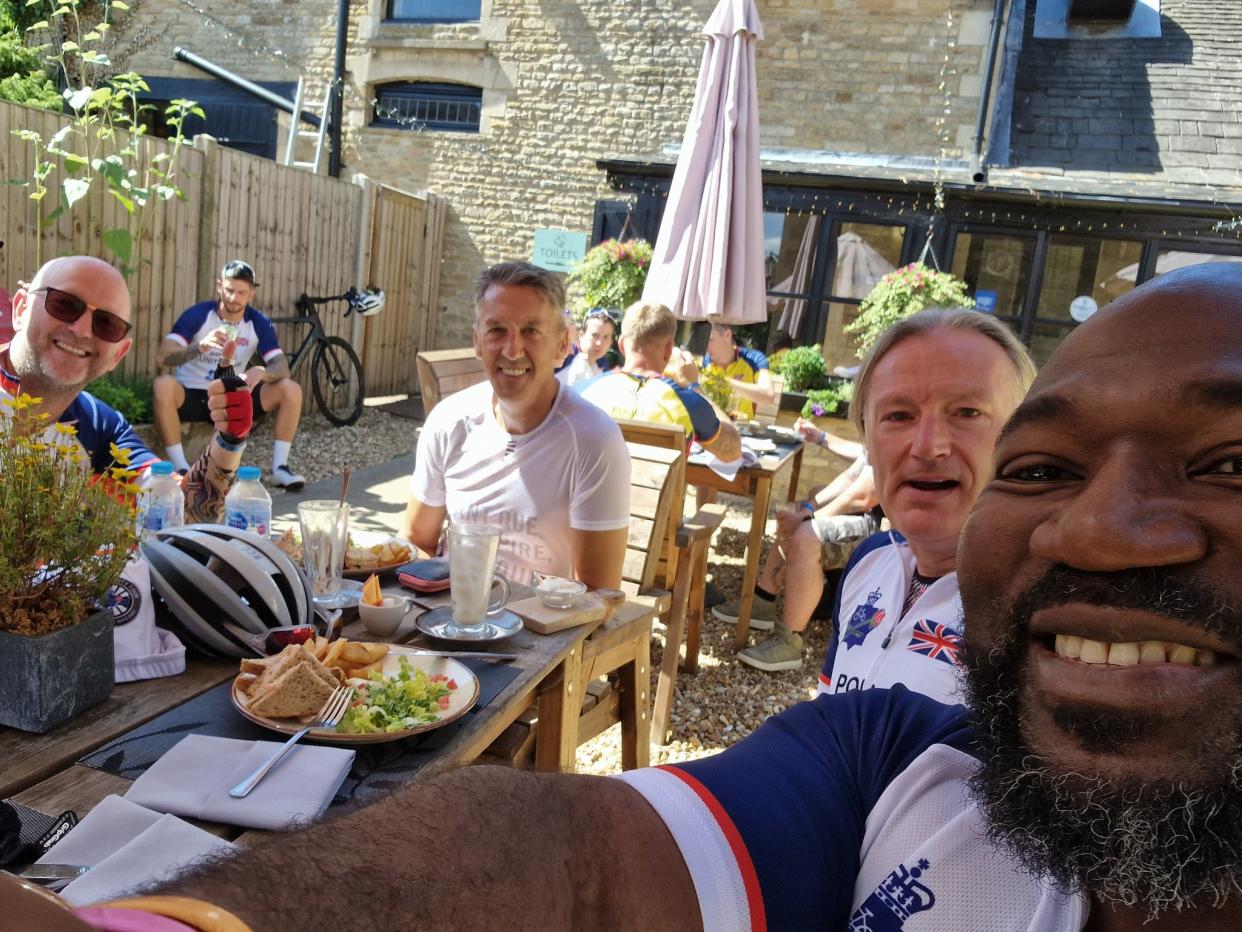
top-left (371, 82), bottom-right (482, 132)
top-left (386, 0), bottom-right (480, 22)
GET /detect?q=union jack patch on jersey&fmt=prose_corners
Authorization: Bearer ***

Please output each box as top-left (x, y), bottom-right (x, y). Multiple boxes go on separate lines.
top-left (906, 619), bottom-right (962, 666)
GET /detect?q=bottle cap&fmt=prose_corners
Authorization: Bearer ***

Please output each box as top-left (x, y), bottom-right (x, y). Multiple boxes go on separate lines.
top-left (237, 466), bottom-right (261, 481)
top-left (150, 461), bottom-right (174, 476)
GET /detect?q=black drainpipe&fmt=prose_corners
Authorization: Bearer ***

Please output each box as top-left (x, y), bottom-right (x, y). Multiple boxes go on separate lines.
top-left (327, 0), bottom-right (350, 178)
top-left (172, 47), bottom-right (320, 129)
top-left (970, 0), bottom-right (1009, 184)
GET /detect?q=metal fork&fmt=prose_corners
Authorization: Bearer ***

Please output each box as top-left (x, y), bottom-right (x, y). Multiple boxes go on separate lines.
top-left (229, 685), bottom-right (354, 798)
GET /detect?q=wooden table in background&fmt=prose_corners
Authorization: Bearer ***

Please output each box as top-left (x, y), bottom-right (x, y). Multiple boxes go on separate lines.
top-left (687, 441), bottom-right (804, 649)
top-left (3, 589), bottom-right (654, 833)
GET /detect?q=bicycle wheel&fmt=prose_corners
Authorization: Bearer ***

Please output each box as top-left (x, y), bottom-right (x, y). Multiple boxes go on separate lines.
top-left (310, 336), bottom-right (365, 426)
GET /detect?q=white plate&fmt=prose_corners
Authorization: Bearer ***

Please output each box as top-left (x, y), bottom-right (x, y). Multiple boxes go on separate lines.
top-left (231, 647), bottom-right (480, 744)
top-left (341, 530), bottom-right (417, 579)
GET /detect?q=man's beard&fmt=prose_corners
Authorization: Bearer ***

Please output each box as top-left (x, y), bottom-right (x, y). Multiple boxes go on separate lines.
top-left (960, 565), bottom-right (1242, 914)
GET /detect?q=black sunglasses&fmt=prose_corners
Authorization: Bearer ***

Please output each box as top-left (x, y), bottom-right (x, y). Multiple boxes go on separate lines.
top-left (34, 286), bottom-right (132, 344)
top-left (586, 308), bottom-right (618, 323)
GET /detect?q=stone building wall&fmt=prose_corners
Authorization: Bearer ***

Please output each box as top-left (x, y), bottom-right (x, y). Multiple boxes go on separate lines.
top-left (99, 0), bottom-right (997, 346)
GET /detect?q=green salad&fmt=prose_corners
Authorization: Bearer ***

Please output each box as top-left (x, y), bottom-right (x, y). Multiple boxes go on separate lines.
top-left (337, 656), bottom-right (457, 734)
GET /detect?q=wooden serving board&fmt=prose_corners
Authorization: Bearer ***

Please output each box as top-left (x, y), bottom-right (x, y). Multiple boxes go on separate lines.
top-left (509, 594), bottom-right (608, 635)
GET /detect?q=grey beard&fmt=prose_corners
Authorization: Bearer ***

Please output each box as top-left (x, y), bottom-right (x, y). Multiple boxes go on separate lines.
top-left (961, 565), bottom-right (1242, 916)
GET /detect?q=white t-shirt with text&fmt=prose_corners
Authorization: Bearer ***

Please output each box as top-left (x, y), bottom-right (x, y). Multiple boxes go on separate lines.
top-left (410, 380), bottom-right (631, 583)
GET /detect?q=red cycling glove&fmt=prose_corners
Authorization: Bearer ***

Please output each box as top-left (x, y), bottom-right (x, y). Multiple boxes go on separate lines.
top-left (216, 375), bottom-right (253, 443)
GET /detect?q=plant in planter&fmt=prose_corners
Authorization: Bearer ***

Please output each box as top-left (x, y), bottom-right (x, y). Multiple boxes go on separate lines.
top-left (0, 393), bottom-right (140, 732)
top-left (800, 380), bottom-right (854, 419)
top-left (847, 263), bottom-right (974, 354)
top-left (566, 238), bottom-right (653, 314)
top-left (776, 345), bottom-right (831, 393)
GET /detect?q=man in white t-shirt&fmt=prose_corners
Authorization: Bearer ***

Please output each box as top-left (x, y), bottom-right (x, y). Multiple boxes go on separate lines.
top-left (404, 261), bottom-right (631, 587)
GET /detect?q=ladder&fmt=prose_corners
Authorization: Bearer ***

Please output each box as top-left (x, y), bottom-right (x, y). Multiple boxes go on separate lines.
top-left (282, 77), bottom-right (332, 173)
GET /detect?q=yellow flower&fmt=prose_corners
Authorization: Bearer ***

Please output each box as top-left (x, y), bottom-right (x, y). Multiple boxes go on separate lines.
top-left (53, 422), bottom-right (77, 436)
top-left (109, 443), bottom-right (132, 467)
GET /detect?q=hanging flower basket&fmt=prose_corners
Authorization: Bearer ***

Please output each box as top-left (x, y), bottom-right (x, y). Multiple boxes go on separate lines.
top-left (846, 263), bottom-right (975, 354)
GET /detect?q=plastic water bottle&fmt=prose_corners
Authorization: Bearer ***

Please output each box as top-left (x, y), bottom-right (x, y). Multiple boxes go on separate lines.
top-left (225, 466), bottom-right (272, 537)
top-left (141, 461), bottom-right (184, 533)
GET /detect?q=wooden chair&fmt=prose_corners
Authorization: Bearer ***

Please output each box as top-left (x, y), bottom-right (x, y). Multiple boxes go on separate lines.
top-left (613, 419), bottom-right (726, 745)
top-left (488, 440), bottom-right (687, 771)
top-left (415, 348), bottom-right (486, 415)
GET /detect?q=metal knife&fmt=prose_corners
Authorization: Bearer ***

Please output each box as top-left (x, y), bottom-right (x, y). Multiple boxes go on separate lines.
top-left (19, 864), bottom-right (90, 881)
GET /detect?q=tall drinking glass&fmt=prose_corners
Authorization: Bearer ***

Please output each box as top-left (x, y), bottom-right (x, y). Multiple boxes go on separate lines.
top-left (446, 523), bottom-right (510, 639)
top-left (298, 500), bottom-right (350, 607)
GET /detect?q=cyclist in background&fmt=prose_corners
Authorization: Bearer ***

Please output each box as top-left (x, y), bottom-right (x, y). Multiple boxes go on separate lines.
top-left (701, 322), bottom-right (774, 421)
top-left (153, 259), bottom-right (306, 491)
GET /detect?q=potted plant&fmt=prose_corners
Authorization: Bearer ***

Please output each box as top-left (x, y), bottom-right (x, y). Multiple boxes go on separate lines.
top-left (847, 263), bottom-right (975, 353)
top-left (0, 394), bottom-right (139, 732)
top-left (566, 238), bottom-right (653, 315)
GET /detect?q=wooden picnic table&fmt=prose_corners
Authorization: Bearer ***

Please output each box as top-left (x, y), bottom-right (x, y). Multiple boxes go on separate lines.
top-left (686, 440), bottom-right (804, 649)
top-left (2, 584), bottom-right (653, 835)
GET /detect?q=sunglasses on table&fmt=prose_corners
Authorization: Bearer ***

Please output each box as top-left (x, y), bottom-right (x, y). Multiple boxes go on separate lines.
top-left (33, 286), bottom-right (132, 344)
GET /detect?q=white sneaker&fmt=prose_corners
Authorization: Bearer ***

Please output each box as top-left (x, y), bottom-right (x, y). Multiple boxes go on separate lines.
top-left (271, 464), bottom-right (306, 490)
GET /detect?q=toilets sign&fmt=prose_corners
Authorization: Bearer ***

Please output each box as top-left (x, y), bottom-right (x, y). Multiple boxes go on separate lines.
top-left (532, 229), bottom-right (587, 273)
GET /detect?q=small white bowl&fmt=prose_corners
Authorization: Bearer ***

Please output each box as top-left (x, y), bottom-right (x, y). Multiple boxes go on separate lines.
top-left (536, 578), bottom-right (587, 609)
top-left (358, 596), bottom-right (412, 637)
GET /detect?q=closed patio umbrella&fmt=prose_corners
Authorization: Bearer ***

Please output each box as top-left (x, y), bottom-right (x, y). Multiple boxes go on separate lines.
top-left (641, 0), bottom-right (765, 323)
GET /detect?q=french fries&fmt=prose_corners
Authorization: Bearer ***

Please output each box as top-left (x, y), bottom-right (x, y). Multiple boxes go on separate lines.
top-left (304, 634), bottom-right (390, 679)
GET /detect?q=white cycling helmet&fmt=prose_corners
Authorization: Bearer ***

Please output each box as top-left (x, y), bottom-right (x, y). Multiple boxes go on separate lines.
top-left (141, 524), bottom-right (313, 658)
top-left (349, 288), bottom-right (385, 317)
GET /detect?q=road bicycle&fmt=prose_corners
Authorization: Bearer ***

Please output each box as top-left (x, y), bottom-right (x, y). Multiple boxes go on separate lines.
top-left (268, 287), bottom-right (384, 427)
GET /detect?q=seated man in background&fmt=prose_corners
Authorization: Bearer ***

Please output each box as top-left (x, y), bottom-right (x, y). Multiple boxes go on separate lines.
top-left (715, 444), bottom-right (880, 671)
top-left (153, 259), bottom-right (306, 490)
top-left (404, 261), bottom-right (630, 588)
top-left (557, 308), bottom-right (616, 388)
top-left (817, 308), bottom-right (1034, 702)
top-left (700, 321), bottom-right (774, 420)
top-left (3, 256), bottom-right (252, 521)
top-left (580, 301), bottom-right (742, 463)
top-left (68, 265), bottom-right (1242, 932)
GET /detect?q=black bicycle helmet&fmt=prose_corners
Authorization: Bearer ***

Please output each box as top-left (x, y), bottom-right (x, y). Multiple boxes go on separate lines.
top-left (142, 524), bottom-right (313, 658)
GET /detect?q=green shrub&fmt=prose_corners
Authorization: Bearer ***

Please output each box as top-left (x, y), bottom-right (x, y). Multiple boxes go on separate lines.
top-left (87, 372), bottom-right (154, 424)
top-left (847, 263), bottom-right (974, 354)
top-left (778, 345), bottom-right (830, 393)
top-left (800, 380), bottom-right (853, 419)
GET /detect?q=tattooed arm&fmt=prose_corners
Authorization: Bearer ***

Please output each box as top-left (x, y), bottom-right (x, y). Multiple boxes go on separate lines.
top-left (181, 434), bottom-right (242, 523)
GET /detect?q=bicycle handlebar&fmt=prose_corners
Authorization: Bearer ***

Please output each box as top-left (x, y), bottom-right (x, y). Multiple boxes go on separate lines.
top-left (296, 287), bottom-right (385, 318)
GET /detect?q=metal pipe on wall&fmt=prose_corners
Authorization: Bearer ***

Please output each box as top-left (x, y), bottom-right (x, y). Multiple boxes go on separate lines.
top-left (327, 0), bottom-right (350, 178)
top-left (171, 47), bottom-right (320, 128)
top-left (969, 0), bottom-right (1010, 184)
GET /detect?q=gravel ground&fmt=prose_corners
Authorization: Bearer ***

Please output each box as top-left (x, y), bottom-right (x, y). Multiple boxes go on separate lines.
top-left (241, 402), bottom-right (419, 492)
top-left (271, 406), bottom-right (830, 772)
top-left (575, 499), bottom-right (831, 775)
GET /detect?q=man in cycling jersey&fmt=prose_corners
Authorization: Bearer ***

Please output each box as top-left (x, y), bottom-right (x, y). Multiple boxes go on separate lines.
top-left (153, 259), bottom-right (306, 490)
top-left (2, 255), bottom-right (251, 521)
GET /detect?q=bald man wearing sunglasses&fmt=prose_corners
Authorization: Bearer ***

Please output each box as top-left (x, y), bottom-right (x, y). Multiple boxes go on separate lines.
top-left (2, 256), bottom-right (253, 521)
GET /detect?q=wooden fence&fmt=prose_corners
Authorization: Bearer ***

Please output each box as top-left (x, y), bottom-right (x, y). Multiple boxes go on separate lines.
top-left (0, 98), bottom-right (444, 404)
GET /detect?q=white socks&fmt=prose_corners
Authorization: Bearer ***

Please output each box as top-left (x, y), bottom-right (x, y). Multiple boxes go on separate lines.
top-left (272, 440), bottom-right (292, 469)
top-left (165, 443), bottom-right (190, 472)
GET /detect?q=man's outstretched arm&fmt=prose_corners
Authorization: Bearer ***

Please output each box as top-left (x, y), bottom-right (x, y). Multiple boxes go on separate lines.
top-left (160, 767), bottom-right (702, 931)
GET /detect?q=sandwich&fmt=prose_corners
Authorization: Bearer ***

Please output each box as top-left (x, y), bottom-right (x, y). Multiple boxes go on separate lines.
top-left (241, 643), bottom-right (340, 719)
